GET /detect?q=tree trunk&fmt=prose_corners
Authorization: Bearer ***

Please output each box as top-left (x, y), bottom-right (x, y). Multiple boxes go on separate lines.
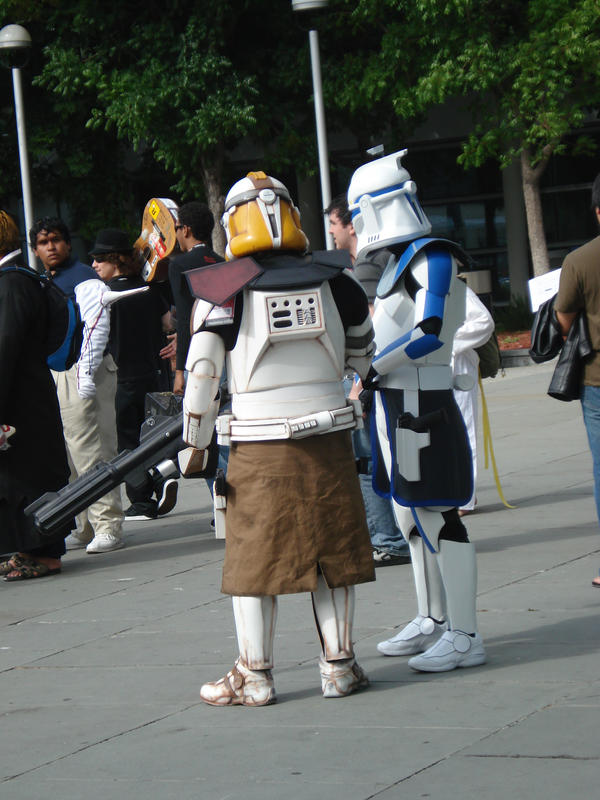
top-left (520, 146), bottom-right (553, 277)
top-left (200, 152), bottom-right (227, 258)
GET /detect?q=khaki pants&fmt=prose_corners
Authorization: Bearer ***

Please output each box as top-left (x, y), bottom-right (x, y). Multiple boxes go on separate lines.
top-left (54, 356), bottom-right (123, 538)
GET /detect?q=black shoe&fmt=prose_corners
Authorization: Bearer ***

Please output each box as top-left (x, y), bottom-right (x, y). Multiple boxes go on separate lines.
top-left (124, 503), bottom-right (158, 521)
top-left (156, 479), bottom-right (178, 516)
top-left (372, 547), bottom-right (412, 567)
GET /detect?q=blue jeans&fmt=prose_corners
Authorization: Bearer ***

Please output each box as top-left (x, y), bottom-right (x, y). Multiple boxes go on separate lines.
top-left (581, 385), bottom-right (600, 524)
top-left (353, 425), bottom-right (408, 555)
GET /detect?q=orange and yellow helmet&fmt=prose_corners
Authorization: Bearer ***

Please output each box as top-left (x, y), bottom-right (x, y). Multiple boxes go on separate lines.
top-left (221, 171), bottom-right (309, 260)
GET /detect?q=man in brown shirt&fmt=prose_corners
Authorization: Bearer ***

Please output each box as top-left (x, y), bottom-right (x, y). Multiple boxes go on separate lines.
top-left (555, 173), bottom-right (600, 586)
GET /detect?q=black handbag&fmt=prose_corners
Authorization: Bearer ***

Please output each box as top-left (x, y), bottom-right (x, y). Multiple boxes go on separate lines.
top-left (529, 294), bottom-right (563, 363)
top-left (547, 312), bottom-right (593, 402)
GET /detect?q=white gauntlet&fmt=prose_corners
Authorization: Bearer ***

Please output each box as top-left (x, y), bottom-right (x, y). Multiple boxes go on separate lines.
top-left (182, 330), bottom-right (225, 449)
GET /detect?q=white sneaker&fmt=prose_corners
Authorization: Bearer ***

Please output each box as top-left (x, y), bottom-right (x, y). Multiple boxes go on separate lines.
top-left (377, 615), bottom-right (446, 656)
top-left (65, 531), bottom-right (93, 550)
top-left (319, 655), bottom-right (369, 698)
top-left (86, 533), bottom-right (125, 554)
top-left (408, 630), bottom-right (486, 672)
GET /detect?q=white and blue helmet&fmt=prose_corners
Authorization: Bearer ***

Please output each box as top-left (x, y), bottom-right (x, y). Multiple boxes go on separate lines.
top-left (347, 149), bottom-right (432, 259)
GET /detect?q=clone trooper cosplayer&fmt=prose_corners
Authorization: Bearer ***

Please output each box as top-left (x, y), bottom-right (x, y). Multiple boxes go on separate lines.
top-left (182, 172), bottom-right (376, 705)
top-left (348, 150), bottom-right (486, 672)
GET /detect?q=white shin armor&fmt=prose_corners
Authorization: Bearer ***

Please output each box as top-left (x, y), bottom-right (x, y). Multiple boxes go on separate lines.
top-left (408, 533), bottom-right (446, 623)
top-left (232, 595), bottom-right (277, 670)
top-left (437, 540), bottom-right (478, 635)
top-left (311, 575), bottom-right (355, 661)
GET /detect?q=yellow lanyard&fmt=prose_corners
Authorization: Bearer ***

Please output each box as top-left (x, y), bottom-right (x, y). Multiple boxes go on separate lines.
top-left (479, 372), bottom-right (516, 509)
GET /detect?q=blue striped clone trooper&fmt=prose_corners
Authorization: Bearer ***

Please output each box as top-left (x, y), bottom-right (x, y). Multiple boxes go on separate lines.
top-left (348, 150), bottom-right (486, 672)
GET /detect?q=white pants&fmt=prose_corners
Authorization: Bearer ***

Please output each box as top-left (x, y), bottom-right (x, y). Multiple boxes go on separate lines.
top-left (54, 356), bottom-right (123, 537)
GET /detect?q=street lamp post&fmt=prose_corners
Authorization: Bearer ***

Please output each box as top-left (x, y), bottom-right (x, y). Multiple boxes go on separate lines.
top-left (292, 1), bottom-right (333, 249)
top-left (0, 24), bottom-right (35, 268)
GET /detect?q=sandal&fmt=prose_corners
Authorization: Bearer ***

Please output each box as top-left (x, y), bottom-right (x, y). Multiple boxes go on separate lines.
top-left (0, 553), bottom-right (30, 576)
top-left (4, 556), bottom-right (61, 582)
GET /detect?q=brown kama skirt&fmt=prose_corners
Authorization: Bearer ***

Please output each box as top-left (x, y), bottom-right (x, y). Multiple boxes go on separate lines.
top-left (221, 430), bottom-right (376, 596)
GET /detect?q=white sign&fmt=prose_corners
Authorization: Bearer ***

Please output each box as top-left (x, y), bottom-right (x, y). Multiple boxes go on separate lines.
top-left (528, 269), bottom-right (561, 312)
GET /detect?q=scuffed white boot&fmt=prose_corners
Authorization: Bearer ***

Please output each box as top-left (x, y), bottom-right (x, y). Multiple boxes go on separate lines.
top-left (377, 614), bottom-right (446, 656)
top-left (200, 658), bottom-right (276, 706)
top-left (319, 655), bottom-right (369, 698)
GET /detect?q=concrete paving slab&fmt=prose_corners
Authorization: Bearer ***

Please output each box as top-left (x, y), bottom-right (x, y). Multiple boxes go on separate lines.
top-left (374, 756), bottom-right (600, 799)
top-left (2, 361), bottom-right (600, 799)
top-left (462, 703), bottom-right (600, 757)
top-left (10, 702), bottom-right (492, 794)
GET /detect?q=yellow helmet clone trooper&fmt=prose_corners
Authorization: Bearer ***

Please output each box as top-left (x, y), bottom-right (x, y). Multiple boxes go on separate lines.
top-left (221, 171), bottom-right (309, 260)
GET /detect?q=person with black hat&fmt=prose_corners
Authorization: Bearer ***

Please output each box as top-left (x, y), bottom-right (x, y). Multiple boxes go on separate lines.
top-left (90, 229), bottom-right (174, 520)
top-left (30, 217), bottom-right (125, 554)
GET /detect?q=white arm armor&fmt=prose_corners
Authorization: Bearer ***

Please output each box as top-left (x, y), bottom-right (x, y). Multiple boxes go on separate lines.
top-left (452, 287), bottom-right (494, 357)
top-left (372, 250), bottom-right (458, 376)
top-left (345, 315), bottom-right (375, 381)
top-left (183, 329), bottom-right (225, 448)
top-left (74, 278), bottom-right (111, 398)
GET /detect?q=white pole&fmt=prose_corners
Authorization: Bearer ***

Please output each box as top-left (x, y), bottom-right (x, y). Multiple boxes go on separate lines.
top-left (12, 66), bottom-right (35, 268)
top-left (308, 29), bottom-right (333, 249)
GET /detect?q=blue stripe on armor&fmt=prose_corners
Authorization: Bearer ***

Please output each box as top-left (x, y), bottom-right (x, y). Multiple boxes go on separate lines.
top-left (410, 508), bottom-right (436, 553)
top-left (350, 182), bottom-right (412, 220)
top-left (406, 195), bottom-right (425, 224)
top-left (405, 333), bottom-right (443, 361)
top-left (373, 330), bottom-right (413, 364)
top-left (423, 291), bottom-right (445, 321)
top-left (377, 237), bottom-right (435, 298)
top-left (426, 248), bottom-right (452, 295)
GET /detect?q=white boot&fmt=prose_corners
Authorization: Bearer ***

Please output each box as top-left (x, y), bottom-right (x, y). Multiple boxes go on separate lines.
top-left (378, 534), bottom-right (447, 656)
top-left (200, 596), bottom-right (278, 706)
top-left (377, 614), bottom-right (446, 656)
top-left (312, 576), bottom-right (369, 697)
top-left (199, 657), bottom-right (276, 706)
top-left (408, 541), bottom-right (486, 672)
top-left (319, 655), bottom-right (369, 698)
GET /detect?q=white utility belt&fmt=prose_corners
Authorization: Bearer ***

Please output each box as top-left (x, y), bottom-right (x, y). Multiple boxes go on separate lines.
top-left (216, 400), bottom-right (362, 444)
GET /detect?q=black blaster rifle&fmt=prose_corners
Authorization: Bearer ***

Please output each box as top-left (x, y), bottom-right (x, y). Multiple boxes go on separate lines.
top-left (25, 415), bottom-right (186, 537)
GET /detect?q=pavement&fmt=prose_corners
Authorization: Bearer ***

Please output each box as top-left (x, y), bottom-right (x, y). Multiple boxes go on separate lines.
top-left (1, 361), bottom-right (599, 800)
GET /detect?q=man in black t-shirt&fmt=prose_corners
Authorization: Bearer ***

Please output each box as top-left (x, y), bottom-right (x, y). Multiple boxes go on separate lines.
top-left (168, 203), bottom-right (223, 395)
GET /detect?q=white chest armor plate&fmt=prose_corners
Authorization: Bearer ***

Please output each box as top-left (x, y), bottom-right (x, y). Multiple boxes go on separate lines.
top-left (228, 283), bottom-right (347, 419)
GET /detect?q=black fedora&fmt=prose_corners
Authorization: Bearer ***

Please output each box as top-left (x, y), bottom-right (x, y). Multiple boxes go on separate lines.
top-left (89, 228), bottom-right (131, 256)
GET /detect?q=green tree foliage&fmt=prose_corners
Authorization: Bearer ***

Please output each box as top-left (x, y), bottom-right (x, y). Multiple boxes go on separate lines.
top-left (334, 0), bottom-right (600, 274)
top-left (0, 0), bottom-right (322, 250)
